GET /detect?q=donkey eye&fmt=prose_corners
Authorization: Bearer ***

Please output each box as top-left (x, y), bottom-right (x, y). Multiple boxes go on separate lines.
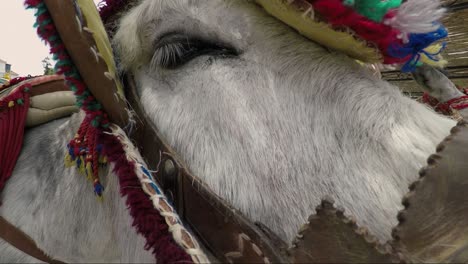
top-left (151, 33), bottom-right (238, 69)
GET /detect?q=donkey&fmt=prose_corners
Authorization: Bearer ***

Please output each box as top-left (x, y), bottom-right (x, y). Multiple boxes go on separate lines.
top-left (0, 0), bottom-right (462, 262)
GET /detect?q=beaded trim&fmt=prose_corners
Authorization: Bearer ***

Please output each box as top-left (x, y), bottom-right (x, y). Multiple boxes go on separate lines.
top-left (0, 84), bottom-right (30, 110)
top-left (26, 0), bottom-right (109, 196)
top-left (108, 125), bottom-right (209, 263)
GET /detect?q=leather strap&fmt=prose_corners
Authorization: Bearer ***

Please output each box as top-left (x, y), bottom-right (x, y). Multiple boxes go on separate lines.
top-left (0, 216), bottom-right (64, 263)
top-left (125, 76), bottom-right (289, 263)
top-left (43, 0), bottom-right (129, 127)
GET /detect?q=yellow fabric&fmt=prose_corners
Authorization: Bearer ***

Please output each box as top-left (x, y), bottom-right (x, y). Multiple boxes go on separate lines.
top-left (76, 0), bottom-right (125, 98)
top-left (256, 0), bottom-right (382, 63)
top-left (26, 106), bottom-right (79, 128)
top-left (30, 91), bottom-right (76, 110)
top-left (420, 43), bottom-right (448, 69)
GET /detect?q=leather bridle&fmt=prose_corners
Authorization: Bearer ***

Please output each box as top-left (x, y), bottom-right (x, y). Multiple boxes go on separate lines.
top-left (0, 76), bottom-right (289, 264)
top-left (125, 75), bottom-right (289, 263)
top-left (2, 0), bottom-right (468, 261)
top-left (2, 76), bottom-right (468, 264)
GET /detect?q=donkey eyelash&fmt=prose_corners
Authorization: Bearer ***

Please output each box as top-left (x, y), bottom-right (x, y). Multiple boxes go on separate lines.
top-left (151, 41), bottom-right (188, 69)
top-left (150, 34), bottom-right (239, 69)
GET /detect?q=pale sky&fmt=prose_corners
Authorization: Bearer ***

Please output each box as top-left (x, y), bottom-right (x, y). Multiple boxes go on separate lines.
top-left (0, 0), bottom-right (101, 76)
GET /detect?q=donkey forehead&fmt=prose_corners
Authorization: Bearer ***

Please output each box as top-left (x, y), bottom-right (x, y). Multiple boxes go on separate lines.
top-left (132, 0), bottom-right (253, 36)
top-left (115, 0), bottom-right (267, 69)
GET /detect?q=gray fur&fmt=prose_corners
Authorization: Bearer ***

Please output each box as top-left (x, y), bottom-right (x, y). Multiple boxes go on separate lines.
top-left (0, 114), bottom-right (153, 263)
top-left (412, 64), bottom-right (464, 102)
top-left (0, 0), bottom-right (459, 262)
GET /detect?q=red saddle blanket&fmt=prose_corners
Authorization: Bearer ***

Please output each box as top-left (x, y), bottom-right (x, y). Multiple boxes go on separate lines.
top-left (0, 75), bottom-right (65, 193)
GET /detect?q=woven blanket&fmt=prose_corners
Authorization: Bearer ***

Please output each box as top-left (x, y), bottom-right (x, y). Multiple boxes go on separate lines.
top-left (0, 75), bottom-right (71, 194)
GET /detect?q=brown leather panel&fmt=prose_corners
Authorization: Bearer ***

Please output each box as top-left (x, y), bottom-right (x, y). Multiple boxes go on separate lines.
top-left (30, 79), bottom-right (68, 97)
top-left (181, 171), bottom-right (286, 263)
top-left (43, 0), bottom-right (128, 127)
top-left (0, 216), bottom-right (64, 264)
top-left (290, 200), bottom-right (401, 263)
top-left (392, 117), bottom-right (468, 262)
top-left (254, 222), bottom-right (289, 257)
top-left (125, 76), bottom-right (288, 263)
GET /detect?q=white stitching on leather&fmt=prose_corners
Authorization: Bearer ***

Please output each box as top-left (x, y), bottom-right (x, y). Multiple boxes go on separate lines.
top-left (75, 16), bottom-right (82, 33)
top-left (302, 6), bottom-right (314, 19)
top-left (104, 72), bottom-right (114, 81)
top-left (83, 26), bottom-right (94, 34)
top-left (225, 233), bottom-right (270, 264)
top-left (108, 126), bottom-right (210, 263)
top-left (90, 47), bottom-right (100, 62)
top-left (252, 244), bottom-right (263, 256)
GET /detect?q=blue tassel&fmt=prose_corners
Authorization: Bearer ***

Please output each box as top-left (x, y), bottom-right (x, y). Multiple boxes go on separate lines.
top-left (67, 144), bottom-right (76, 159)
top-left (388, 25), bottom-right (447, 58)
top-left (400, 42), bottom-right (447, 72)
top-left (94, 182), bottom-right (104, 196)
top-left (388, 25), bottom-right (448, 72)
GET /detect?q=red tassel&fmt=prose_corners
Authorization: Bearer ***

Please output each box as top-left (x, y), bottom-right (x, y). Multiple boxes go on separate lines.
top-left (66, 117), bottom-right (105, 197)
top-left (310, 0), bottom-right (407, 64)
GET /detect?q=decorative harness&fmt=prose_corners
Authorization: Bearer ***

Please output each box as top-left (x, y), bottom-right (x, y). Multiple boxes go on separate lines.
top-left (3, 81), bottom-right (468, 263)
top-left (2, 0), bottom-right (468, 263)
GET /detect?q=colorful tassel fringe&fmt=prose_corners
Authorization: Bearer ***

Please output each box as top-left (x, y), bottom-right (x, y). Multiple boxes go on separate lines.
top-left (384, 0), bottom-right (446, 42)
top-left (343, 0), bottom-right (403, 22)
top-left (388, 26), bottom-right (448, 72)
top-left (98, 0), bottom-right (449, 72)
top-left (64, 116), bottom-right (108, 197)
top-left (26, 0), bottom-right (109, 197)
top-left (99, 128), bottom-right (195, 263)
top-left (25, 1), bottom-right (198, 262)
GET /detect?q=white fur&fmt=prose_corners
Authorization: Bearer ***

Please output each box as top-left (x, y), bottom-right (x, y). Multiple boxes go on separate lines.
top-left (385, 0), bottom-right (445, 43)
top-left (0, 0), bottom-right (457, 262)
top-left (114, 0), bottom-right (455, 242)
